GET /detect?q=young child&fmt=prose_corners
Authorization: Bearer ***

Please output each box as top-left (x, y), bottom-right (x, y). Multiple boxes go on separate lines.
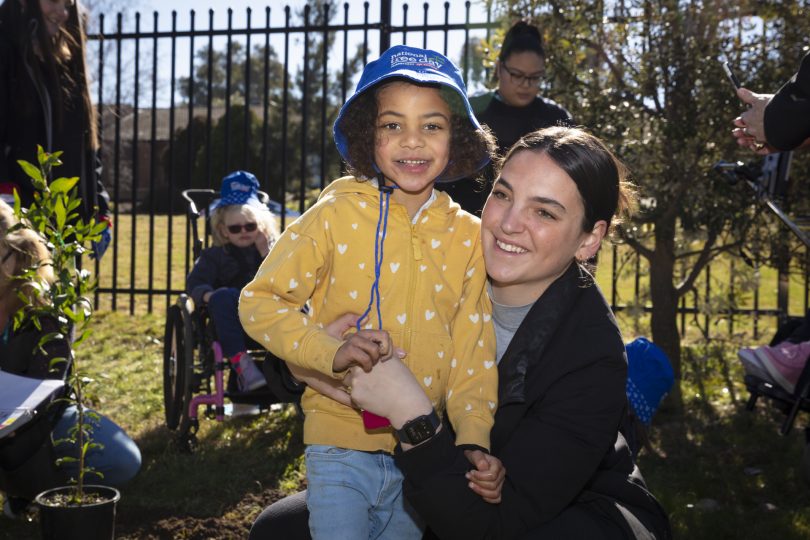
top-left (239, 46), bottom-right (498, 539)
top-left (187, 170), bottom-right (279, 392)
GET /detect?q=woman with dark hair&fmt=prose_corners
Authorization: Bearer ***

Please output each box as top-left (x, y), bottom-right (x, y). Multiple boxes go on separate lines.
top-left (440, 20), bottom-right (574, 215)
top-left (0, 0), bottom-right (111, 257)
top-left (250, 126), bottom-right (670, 539)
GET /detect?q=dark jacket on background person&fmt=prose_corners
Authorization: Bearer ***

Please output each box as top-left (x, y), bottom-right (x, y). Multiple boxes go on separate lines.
top-left (396, 264), bottom-right (671, 539)
top-left (764, 51), bottom-right (810, 152)
top-left (0, 315), bottom-right (71, 500)
top-left (0, 19), bottom-right (109, 220)
top-left (186, 243), bottom-right (264, 306)
top-left (0, 315), bottom-right (70, 379)
top-left (439, 91), bottom-right (573, 215)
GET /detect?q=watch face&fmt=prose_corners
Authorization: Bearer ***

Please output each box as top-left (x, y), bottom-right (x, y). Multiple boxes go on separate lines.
top-left (400, 411), bottom-right (439, 444)
top-left (405, 420), bottom-right (434, 443)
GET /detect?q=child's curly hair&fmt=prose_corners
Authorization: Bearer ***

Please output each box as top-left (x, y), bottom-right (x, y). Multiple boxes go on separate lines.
top-left (338, 79), bottom-right (495, 181)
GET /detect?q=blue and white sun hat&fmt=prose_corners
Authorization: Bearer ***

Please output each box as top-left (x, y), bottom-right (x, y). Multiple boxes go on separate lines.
top-left (333, 45), bottom-right (489, 182)
top-left (625, 337), bottom-right (675, 425)
top-left (209, 170), bottom-right (264, 213)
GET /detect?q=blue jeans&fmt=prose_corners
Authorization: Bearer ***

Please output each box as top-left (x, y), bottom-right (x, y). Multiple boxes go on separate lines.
top-left (207, 287), bottom-right (249, 358)
top-left (52, 405), bottom-right (142, 487)
top-left (305, 445), bottom-right (424, 540)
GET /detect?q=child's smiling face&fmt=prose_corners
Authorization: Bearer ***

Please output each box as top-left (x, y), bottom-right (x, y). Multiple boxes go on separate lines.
top-left (374, 82), bottom-right (452, 217)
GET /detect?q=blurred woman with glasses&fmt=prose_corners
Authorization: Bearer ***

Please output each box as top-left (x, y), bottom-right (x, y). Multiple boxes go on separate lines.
top-left (440, 20), bottom-right (574, 215)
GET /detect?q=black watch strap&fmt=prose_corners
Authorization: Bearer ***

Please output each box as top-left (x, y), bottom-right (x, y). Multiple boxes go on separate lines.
top-left (395, 409), bottom-right (441, 445)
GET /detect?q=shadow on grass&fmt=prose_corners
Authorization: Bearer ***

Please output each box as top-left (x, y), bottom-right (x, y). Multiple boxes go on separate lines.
top-left (0, 405), bottom-right (305, 540)
top-left (114, 405), bottom-right (305, 537)
top-left (641, 387), bottom-right (810, 539)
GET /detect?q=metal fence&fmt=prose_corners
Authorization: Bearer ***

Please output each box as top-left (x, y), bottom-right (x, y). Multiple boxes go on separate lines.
top-left (85, 0), bottom-right (808, 341)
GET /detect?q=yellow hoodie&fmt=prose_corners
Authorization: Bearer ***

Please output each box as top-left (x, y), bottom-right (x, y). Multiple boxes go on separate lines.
top-left (239, 177), bottom-right (496, 453)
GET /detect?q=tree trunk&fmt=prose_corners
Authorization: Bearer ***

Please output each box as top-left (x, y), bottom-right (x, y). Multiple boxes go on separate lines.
top-left (648, 216), bottom-right (683, 413)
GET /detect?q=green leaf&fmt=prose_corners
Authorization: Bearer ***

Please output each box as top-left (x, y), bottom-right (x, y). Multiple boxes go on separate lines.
top-left (55, 196), bottom-right (66, 231)
top-left (50, 176), bottom-right (79, 194)
top-left (17, 160), bottom-right (44, 185)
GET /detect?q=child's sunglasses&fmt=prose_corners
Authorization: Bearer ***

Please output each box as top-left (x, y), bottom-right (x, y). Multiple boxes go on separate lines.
top-left (226, 222), bottom-right (258, 234)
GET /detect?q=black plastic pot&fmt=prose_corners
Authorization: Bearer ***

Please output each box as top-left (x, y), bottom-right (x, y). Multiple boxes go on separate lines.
top-left (34, 485), bottom-right (120, 540)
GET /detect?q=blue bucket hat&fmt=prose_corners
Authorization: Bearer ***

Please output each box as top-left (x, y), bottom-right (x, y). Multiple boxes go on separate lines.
top-left (333, 45), bottom-right (489, 182)
top-left (210, 171), bottom-right (263, 211)
top-left (625, 337), bottom-right (675, 425)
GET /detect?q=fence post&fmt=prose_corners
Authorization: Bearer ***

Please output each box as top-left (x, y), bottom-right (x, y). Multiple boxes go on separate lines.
top-left (380, 0), bottom-right (391, 52)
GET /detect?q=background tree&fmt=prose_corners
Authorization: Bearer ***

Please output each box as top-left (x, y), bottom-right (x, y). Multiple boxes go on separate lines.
top-left (166, 0), bottom-right (364, 211)
top-left (489, 0), bottom-right (810, 409)
top-left (289, 0), bottom-right (365, 204)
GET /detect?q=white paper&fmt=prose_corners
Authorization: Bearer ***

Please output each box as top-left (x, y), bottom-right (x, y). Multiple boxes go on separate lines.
top-left (0, 370), bottom-right (65, 439)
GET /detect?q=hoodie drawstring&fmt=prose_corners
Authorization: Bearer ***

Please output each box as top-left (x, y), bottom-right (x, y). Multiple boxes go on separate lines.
top-left (356, 183), bottom-right (395, 332)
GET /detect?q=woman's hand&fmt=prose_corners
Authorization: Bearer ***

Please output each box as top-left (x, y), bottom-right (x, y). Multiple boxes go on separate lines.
top-left (464, 450), bottom-right (506, 504)
top-left (343, 356), bottom-right (430, 430)
top-left (286, 363), bottom-right (353, 407)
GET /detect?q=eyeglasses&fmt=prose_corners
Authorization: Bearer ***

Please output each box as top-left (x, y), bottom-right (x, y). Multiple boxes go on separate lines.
top-left (500, 63), bottom-right (544, 87)
top-left (226, 222), bottom-right (258, 234)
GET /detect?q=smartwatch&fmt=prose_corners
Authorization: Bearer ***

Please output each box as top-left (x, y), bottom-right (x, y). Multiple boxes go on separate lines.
top-left (395, 409), bottom-right (441, 445)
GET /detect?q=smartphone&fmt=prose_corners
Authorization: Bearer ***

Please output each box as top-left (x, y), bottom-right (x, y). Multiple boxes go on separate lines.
top-left (722, 61), bottom-right (741, 90)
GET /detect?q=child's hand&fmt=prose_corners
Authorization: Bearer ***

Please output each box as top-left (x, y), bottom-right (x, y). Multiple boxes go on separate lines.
top-left (332, 329), bottom-right (394, 373)
top-left (464, 450), bottom-right (506, 504)
top-left (324, 313), bottom-right (362, 339)
top-left (255, 230), bottom-right (270, 257)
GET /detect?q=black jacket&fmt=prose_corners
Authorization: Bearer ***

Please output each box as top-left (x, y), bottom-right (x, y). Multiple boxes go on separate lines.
top-left (764, 51), bottom-right (810, 152)
top-left (0, 19), bottom-right (109, 219)
top-left (186, 243), bottom-right (264, 306)
top-left (438, 91), bottom-right (573, 215)
top-left (0, 315), bottom-right (70, 380)
top-left (395, 264), bottom-right (670, 539)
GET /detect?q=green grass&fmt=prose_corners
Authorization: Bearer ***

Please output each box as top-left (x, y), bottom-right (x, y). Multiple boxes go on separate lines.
top-left (1, 311), bottom-right (306, 539)
top-left (4, 215), bottom-right (810, 537)
top-left (3, 312), bottom-right (810, 538)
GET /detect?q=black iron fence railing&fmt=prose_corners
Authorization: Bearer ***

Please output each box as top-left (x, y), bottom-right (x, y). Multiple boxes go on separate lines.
top-left (82, 0), bottom-right (808, 342)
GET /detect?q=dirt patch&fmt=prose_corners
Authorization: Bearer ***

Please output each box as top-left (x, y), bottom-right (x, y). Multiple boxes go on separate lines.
top-left (115, 491), bottom-right (285, 539)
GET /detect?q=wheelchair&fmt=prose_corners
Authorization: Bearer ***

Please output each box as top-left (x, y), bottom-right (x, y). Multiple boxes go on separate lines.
top-left (163, 189), bottom-right (304, 453)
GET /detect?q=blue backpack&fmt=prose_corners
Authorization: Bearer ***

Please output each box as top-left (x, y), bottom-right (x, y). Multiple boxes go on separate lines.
top-left (625, 337), bottom-right (674, 425)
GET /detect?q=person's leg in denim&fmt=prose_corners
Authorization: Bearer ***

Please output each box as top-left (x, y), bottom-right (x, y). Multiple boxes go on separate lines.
top-left (206, 287), bottom-right (244, 357)
top-left (304, 445), bottom-right (423, 540)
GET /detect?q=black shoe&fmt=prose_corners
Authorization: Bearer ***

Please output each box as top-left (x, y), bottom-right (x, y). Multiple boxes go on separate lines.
top-left (3, 496), bottom-right (32, 519)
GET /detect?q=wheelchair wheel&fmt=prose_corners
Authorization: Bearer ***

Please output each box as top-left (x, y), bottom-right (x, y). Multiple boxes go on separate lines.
top-left (163, 297), bottom-right (194, 430)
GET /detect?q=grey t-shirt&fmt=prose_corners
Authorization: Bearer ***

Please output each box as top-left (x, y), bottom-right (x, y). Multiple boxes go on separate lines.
top-left (489, 283), bottom-right (534, 364)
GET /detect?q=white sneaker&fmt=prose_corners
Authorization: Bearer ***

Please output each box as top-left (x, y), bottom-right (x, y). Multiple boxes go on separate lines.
top-left (235, 352), bottom-right (267, 392)
top-left (228, 402), bottom-right (261, 417)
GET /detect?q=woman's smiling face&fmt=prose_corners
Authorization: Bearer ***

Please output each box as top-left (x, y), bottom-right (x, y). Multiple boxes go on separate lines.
top-left (481, 149), bottom-right (605, 306)
top-left (38, 0), bottom-right (73, 37)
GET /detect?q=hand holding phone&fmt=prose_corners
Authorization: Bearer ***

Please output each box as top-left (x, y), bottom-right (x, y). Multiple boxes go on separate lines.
top-left (722, 61), bottom-right (741, 90)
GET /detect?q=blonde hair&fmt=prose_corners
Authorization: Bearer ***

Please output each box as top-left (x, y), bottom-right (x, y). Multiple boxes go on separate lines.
top-left (209, 204), bottom-right (280, 248)
top-left (0, 199), bottom-right (16, 233)
top-left (0, 228), bottom-right (54, 312)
